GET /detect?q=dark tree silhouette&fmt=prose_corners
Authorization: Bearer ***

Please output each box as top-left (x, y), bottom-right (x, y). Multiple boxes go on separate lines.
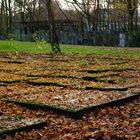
top-left (127, 0), bottom-right (137, 32)
top-left (46, 0), bottom-right (61, 53)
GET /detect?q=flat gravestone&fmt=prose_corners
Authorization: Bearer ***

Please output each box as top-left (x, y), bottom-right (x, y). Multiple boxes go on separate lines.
top-left (0, 116), bottom-right (46, 137)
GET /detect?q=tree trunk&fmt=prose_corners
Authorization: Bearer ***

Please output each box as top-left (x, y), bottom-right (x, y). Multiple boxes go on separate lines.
top-left (46, 0), bottom-right (61, 53)
top-left (8, 0), bottom-right (12, 33)
top-left (4, 0), bottom-right (8, 35)
top-left (0, 0), bottom-right (4, 35)
top-left (129, 14), bottom-right (134, 33)
top-left (127, 0), bottom-right (137, 33)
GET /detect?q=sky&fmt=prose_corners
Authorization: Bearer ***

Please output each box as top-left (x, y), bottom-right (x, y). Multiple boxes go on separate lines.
top-left (58, 0), bottom-right (83, 9)
top-left (59, 0), bottom-right (140, 12)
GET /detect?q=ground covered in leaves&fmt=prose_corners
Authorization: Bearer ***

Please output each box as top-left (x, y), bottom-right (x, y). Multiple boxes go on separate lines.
top-left (0, 52), bottom-right (140, 139)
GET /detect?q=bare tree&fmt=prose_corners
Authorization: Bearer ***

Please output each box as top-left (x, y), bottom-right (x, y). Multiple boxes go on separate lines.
top-left (0, 0), bottom-right (13, 36)
top-left (46, 0), bottom-right (61, 53)
top-left (14, 0), bottom-right (61, 53)
top-left (127, 0), bottom-right (138, 33)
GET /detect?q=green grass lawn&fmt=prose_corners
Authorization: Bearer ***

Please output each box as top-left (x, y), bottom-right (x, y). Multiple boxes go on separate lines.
top-left (0, 40), bottom-right (140, 59)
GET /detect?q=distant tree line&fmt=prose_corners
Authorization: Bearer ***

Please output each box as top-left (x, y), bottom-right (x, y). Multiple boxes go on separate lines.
top-left (0, 0), bottom-right (140, 53)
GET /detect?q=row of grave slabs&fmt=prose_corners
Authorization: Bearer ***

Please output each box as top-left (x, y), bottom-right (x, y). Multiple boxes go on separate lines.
top-left (0, 53), bottom-right (140, 137)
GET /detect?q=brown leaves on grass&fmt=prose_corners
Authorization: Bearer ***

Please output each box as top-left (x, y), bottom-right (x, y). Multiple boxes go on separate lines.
top-left (0, 53), bottom-right (140, 139)
top-left (0, 94), bottom-right (140, 139)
